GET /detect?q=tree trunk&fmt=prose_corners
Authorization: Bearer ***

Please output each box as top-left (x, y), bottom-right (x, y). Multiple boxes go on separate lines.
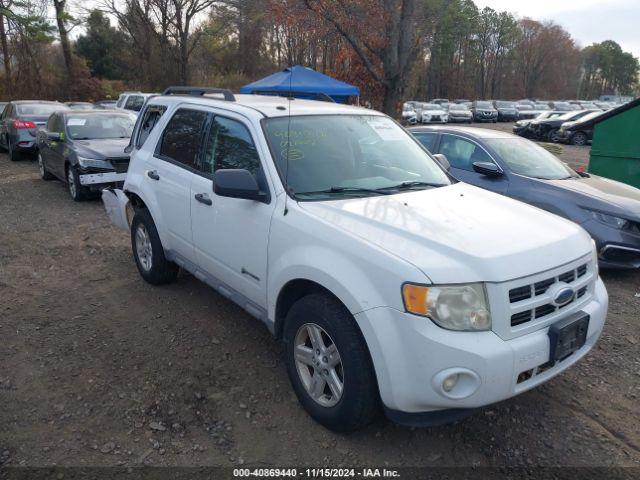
top-left (53, 0), bottom-right (74, 98)
top-left (382, 81), bottom-right (402, 119)
top-left (0, 8), bottom-right (11, 97)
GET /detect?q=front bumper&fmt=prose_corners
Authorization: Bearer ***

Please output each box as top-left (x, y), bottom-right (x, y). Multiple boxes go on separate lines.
top-left (354, 277), bottom-right (607, 422)
top-left (582, 219), bottom-right (640, 269)
top-left (79, 171), bottom-right (127, 187)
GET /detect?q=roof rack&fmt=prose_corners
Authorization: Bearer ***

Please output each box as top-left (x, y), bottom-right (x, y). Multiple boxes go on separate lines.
top-left (162, 86), bottom-right (236, 102)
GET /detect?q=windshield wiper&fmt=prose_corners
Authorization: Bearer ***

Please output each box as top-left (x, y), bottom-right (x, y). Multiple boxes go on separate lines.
top-left (297, 186), bottom-right (392, 196)
top-left (379, 181), bottom-right (447, 190)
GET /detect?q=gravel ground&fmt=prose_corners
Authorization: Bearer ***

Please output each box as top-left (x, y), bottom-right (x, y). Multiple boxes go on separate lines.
top-left (0, 144), bottom-right (639, 471)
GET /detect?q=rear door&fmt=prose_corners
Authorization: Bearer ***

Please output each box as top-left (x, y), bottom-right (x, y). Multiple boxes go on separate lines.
top-left (148, 106), bottom-right (209, 261)
top-left (191, 112), bottom-right (275, 308)
top-left (437, 133), bottom-right (509, 194)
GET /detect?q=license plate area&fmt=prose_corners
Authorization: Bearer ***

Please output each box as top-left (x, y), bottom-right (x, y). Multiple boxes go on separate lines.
top-left (548, 312), bottom-right (589, 363)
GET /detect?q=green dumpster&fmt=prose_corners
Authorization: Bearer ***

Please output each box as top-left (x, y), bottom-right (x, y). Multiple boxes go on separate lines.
top-left (586, 97), bottom-right (640, 188)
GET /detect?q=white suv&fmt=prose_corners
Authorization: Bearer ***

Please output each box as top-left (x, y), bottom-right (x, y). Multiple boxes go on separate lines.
top-left (115, 91), bottom-right (158, 117)
top-left (103, 87), bottom-right (608, 431)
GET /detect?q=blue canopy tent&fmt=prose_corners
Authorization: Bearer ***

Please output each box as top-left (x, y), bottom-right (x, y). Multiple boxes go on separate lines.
top-left (239, 66), bottom-right (360, 104)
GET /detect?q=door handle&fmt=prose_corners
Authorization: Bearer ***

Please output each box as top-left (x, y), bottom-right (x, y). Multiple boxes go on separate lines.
top-left (147, 170), bottom-right (160, 180)
top-left (194, 193), bottom-right (212, 206)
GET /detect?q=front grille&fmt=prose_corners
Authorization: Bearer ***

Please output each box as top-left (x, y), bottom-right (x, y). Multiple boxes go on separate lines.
top-left (108, 157), bottom-right (130, 174)
top-left (508, 262), bottom-right (591, 328)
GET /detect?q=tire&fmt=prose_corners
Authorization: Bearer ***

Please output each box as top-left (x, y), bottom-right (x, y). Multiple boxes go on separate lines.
top-left (66, 165), bottom-right (87, 201)
top-left (38, 153), bottom-right (54, 180)
top-left (0, 135), bottom-right (7, 153)
top-left (7, 139), bottom-right (20, 161)
top-left (130, 208), bottom-right (179, 285)
top-left (571, 132), bottom-right (588, 146)
top-left (283, 292), bottom-right (380, 432)
top-left (548, 129), bottom-right (561, 143)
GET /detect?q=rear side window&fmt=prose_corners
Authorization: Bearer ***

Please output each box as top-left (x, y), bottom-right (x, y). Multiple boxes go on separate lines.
top-left (439, 135), bottom-right (492, 171)
top-left (136, 105), bottom-right (167, 148)
top-left (201, 116), bottom-right (260, 176)
top-left (413, 132), bottom-right (437, 152)
top-left (124, 95), bottom-right (145, 112)
top-left (158, 108), bottom-right (209, 169)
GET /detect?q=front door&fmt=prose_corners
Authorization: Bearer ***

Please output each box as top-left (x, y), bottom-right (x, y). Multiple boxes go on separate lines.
top-left (438, 134), bottom-right (509, 194)
top-left (191, 113), bottom-right (275, 309)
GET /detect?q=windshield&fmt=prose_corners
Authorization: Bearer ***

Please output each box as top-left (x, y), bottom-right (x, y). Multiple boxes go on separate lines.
top-left (65, 114), bottom-right (135, 140)
top-left (263, 115), bottom-right (451, 200)
top-left (558, 111), bottom-right (585, 121)
top-left (517, 104), bottom-right (532, 110)
top-left (495, 101), bottom-right (515, 108)
top-left (535, 103), bottom-right (550, 110)
top-left (449, 104), bottom-right (469, 111)
top-left (486, 138), bottom-right (578, 180)
top-left (422, 104), bottom-right (440, 110)
top-left (17, 104), bottom-right (64, 116)
top-left (475, 101), bottom-right (493, 109)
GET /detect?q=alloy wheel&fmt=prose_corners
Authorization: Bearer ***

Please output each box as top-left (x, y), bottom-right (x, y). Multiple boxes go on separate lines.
top-left (67, 168), bottom-right (76, 198)
top-left (38, 154), bottom-right (45, 177)
top-left (294, 323), bottom-right (344, 407)
top-left (135, 224), bottom-right (153, 272)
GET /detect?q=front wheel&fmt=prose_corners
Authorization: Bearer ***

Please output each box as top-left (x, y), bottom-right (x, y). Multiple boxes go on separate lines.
top-left (284, 293), bottom-right (380, 432)
top-left (39, 154), bottom-right (55, 180)
top-left (548, 129), bottom-right (561, 143)
top-left (130, 208), bottom-right (178, 285)
top-left (67, 166), bottom-right (87, 201)
top-left (571, 132), bottom-right (588, 146)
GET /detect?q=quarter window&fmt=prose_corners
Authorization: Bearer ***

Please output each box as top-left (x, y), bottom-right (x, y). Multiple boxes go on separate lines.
top-left (201, 116), bottom-right (260, 176)
top-left (413, 132), bottom-right (437, 152)
top-left (136, 105), bottom-right (167, 148)
top-left (158, 108), bottom-right (209, 169)
top-left (439, 135), bottom-right (492, 171)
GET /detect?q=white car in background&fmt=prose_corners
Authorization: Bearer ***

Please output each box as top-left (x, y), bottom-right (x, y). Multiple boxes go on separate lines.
top-left (418, 103), bottom-right (448, 124)
top-left (103, 88), bottom-right (607, 432)
top-left (115, 92), bottom-right (158, 117)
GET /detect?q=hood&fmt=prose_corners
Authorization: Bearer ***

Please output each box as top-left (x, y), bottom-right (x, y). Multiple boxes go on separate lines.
top-left (449, 110), bottom-right (472, 116)
top-left (544, 175), bottom-right (640, 217)
top-left (73, 138), bottom-right (130, 159)
top-left (300, 183), bottom-right (592, 284)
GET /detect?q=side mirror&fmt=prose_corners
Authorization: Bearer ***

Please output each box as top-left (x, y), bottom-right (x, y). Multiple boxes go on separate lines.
top-left (214, 169), bottom-right (268, 203)
top-left (473, 161), bottom-right (502, 177)
top-left (46, 131), bottom-right (62, 141)
top-left (433, 153), bottom-right (450, 171)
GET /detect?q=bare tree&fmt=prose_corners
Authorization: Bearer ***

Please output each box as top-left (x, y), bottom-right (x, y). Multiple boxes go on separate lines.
top-left (303, 0), bottom-right (424, 116)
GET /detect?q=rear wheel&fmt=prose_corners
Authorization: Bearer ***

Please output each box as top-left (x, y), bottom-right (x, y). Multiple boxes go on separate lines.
top-left (7, 140), bottom-right (20, 161)
top-left (284, 293), bottom-right (380, 432)
top-left (571, 131), bottom-right (588, 146)
top-left (38, 154), bottom-right (54, 180)
top-left (130, 208), bottom-right (178, 285)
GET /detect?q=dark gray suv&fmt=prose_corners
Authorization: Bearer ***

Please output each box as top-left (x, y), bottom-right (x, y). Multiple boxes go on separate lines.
top-left (0, 101), bottom-right (68, 160)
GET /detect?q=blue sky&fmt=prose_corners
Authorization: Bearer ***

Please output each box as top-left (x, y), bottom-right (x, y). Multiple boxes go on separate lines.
top-left (475, 0), bottom-right (640, 58)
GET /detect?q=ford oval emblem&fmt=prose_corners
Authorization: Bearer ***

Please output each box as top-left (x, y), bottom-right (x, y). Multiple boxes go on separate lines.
top-left (553, 286), bottom-right (575, 306)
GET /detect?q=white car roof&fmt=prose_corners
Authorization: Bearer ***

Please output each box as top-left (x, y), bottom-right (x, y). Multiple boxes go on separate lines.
top-left (147, 93), bottom-right (380, 119)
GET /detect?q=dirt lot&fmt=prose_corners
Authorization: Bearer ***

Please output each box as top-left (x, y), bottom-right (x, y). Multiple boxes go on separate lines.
top-left (1, 139), bottom-right (639, 472)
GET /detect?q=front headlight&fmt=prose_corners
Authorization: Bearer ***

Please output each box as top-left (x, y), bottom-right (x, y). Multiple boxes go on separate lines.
top-left (77, 156), bottom-right (113, 169)
top-left (586, 209), bottom-right (629, 229)
top-left (402, 283), bottom-right (491, 331)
